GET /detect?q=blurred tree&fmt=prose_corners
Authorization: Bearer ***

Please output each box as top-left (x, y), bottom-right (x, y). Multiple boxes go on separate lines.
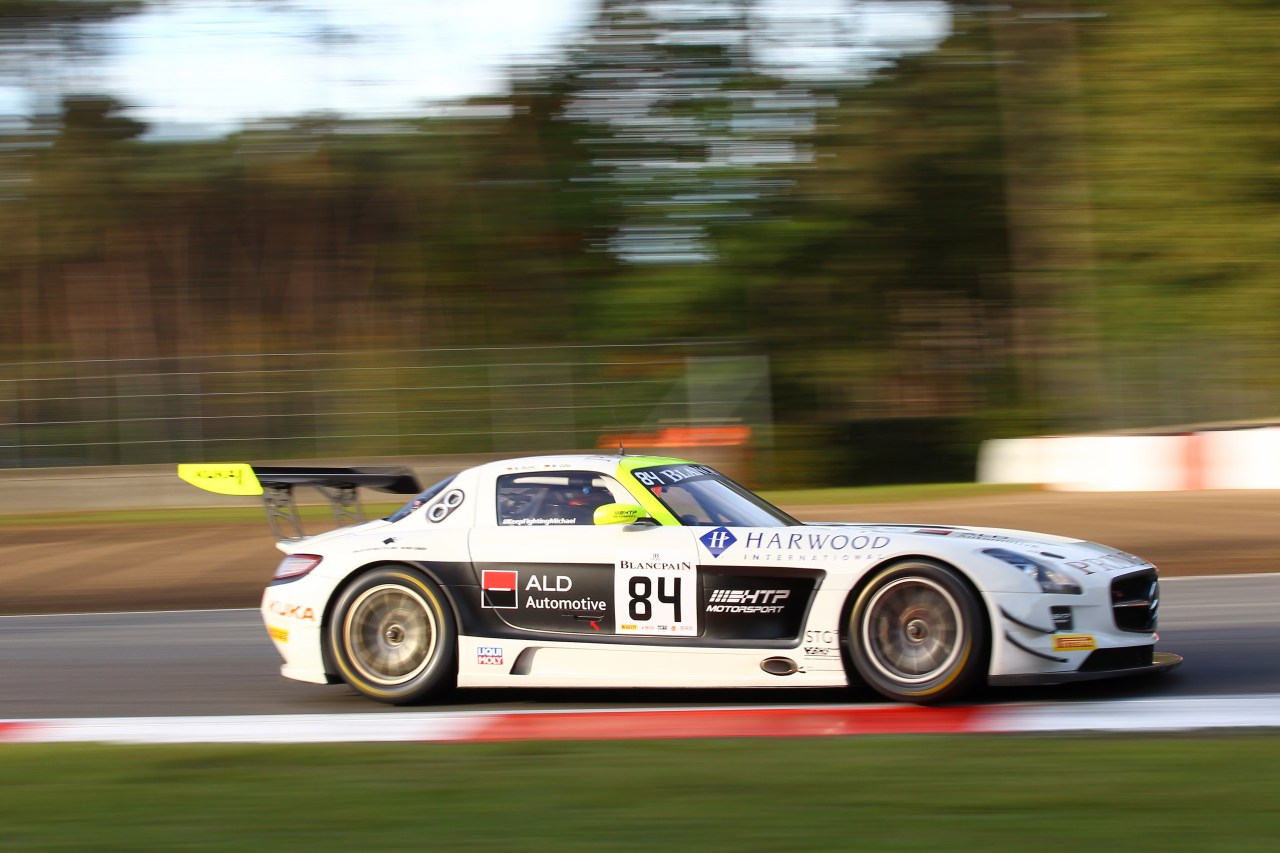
top-left (0, 1), bottom-right (143, 113)
top-left (0, 1), bottom-right (145, 359)
top-left (5, 1), bottom-right (1280, 477)
top-left (988, 2), bottom-right (1105, 432)
top-left (1079, 0), bottom-right (1280, 427)
top-left (715, 5), bottom-right (1017, 479)
top-left (23, 95), bottom-right (149, 359)
top-left (552, 0), bottom-right (821, 339)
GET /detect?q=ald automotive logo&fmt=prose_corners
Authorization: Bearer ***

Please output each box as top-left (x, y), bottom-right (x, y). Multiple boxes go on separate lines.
top-left (700, 527), bottom-right (737, 558)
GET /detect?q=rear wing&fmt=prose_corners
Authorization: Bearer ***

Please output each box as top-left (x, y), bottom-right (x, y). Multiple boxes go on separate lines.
top-left (178, 463), bottom-right (421, 541)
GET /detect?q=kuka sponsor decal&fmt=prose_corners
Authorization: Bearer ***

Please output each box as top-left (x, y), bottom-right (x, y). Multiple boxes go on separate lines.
top-left (266, 600), bottom-right (316, 622)
top-left (177, 462), bottom-right (262, 496)
top-left (1052, 634), bottom-right (1097, 652)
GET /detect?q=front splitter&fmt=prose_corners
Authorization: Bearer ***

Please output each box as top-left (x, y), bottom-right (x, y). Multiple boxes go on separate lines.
top-left (989, 651), bottom-right (1183, 688)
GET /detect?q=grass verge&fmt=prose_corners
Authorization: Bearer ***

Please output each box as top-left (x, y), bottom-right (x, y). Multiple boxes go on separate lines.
top-left (1, 734), bottom-right (1277, 851)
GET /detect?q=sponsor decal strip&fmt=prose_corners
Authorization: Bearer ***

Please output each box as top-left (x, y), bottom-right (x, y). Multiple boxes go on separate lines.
top-left (6, 695), bottom-right (1280, 744)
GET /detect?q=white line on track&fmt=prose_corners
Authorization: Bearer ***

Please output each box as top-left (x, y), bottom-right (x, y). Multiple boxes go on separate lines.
top-left (5, 694), bottom-right (1280, 744)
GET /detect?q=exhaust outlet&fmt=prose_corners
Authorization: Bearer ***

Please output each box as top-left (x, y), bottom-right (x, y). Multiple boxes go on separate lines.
top-left (760, 656), bottom-right (798, 676)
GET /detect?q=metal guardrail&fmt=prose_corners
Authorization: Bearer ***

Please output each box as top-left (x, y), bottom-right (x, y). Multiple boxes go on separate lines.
top-left (0, 343), bottom-right (770, 469)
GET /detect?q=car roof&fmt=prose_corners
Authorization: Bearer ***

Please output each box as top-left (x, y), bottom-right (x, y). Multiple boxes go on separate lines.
top-left (471, 454), bottom-right (693, 478)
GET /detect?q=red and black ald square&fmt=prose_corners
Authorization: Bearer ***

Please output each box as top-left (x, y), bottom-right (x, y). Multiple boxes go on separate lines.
top-left (481, 570), bottom-right (518, 609)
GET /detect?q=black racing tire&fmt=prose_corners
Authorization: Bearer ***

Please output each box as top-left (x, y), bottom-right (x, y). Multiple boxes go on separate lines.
top-left (847, 559), bottom-right (987, 705)
top-left (328, 566), bottom-right (457, 705)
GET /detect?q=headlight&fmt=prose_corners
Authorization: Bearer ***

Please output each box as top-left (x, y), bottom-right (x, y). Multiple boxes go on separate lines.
top-left (983, 548), bottom-right (1082, 595)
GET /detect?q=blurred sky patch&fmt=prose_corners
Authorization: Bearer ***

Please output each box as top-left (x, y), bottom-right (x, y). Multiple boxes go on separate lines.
top-left (1, 0), bottom-right (948, 136)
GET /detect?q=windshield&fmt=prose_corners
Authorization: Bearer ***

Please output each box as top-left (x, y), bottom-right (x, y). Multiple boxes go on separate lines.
top-left (631, 463), bottom-right (799, 528)
top-left (386, 475), bottom-right (457, 522)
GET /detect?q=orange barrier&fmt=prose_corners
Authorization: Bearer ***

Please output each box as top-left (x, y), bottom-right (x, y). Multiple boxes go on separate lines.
top-left (597, 425), bottom-right (751, 449)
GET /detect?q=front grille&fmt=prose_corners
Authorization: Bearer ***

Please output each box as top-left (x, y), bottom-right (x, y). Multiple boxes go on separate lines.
top-left (1079, 644), bottom-right (1154, 672)
top-left (1111, 569), bottom-right (1159, 632)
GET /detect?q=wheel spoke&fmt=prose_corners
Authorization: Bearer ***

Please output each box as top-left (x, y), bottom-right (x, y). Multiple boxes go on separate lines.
top-left (861, 575), bottom-right (964, 685)
top-left (344, 583), bottom-right (438, 686)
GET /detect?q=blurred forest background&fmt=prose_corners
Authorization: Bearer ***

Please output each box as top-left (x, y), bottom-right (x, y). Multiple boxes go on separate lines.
top-left (2, 0), bottom-right (1279, 484)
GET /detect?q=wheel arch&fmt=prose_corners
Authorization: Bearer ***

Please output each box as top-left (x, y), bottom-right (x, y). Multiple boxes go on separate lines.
top-left (838, 553), bottom-right (995, 683)
top-left (319, 560), bottom-right (464, 679)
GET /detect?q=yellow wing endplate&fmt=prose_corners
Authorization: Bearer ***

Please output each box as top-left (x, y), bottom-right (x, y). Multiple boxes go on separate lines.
top-left (177, 463), bottom-right (264, 496)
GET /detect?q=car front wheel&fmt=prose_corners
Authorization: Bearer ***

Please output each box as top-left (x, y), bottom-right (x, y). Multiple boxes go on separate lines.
top-left (847, 560), bottom-right (986, 704)
top-left (328, 566), bottom-right (456, 704)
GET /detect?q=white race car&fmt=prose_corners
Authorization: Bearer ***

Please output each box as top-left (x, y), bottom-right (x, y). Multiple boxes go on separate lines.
top-left (179, 454), bottom-right (1180, 705)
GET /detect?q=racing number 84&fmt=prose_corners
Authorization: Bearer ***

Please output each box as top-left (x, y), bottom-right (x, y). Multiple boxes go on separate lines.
top-left (628, 575), bottom-right (682, 622)
top-left (614, 557), bottom-right (697, 635)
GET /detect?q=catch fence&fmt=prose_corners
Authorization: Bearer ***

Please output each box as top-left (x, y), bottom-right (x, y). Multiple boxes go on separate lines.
top-left (0, 343), bottom-right (770, 468)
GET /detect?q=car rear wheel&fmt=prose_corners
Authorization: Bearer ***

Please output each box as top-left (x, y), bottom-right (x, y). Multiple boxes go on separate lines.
top-left (329, 566), bottom-right (456, 704)
top-left (848, 560), bottom-right (986, 704)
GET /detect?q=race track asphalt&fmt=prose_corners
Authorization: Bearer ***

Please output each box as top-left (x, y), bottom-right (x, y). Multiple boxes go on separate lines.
top-left (1, 575), bottom-right (1276, 719)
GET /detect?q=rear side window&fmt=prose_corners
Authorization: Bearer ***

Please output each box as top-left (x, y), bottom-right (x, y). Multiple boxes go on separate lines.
top-left (387, 475), bottom-right (457, 522)
top-left (496, 471), bottom-right (626, 527)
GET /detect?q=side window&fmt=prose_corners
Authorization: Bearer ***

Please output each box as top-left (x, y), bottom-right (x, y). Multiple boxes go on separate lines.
top-left (496, 471), bottom-right (626, 527)
top-left (650, 483), bottom-right (712, 526)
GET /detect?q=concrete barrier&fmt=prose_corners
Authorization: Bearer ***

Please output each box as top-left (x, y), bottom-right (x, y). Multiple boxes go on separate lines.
top-left (979, 426), bottom-right (1280, 491)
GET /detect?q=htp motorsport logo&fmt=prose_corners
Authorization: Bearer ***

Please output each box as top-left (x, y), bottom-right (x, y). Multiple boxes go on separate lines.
top-left (705, 588), bottom-right (791, 614)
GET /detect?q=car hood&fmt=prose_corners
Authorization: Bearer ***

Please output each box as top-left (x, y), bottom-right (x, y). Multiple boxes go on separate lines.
top-left (807, 521), bottom-right (1155, 570)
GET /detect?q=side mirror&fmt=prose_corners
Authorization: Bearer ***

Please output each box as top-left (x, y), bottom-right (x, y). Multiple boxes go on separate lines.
top-left (593, 503), bottom-right (647, 526)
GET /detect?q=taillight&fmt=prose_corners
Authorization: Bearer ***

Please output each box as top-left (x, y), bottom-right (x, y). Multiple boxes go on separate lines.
top-left (273, 554), bottom-right (322, 581)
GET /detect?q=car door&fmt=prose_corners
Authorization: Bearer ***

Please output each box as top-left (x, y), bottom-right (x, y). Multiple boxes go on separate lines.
top-left (467, 469), bottom-right (700, 639)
